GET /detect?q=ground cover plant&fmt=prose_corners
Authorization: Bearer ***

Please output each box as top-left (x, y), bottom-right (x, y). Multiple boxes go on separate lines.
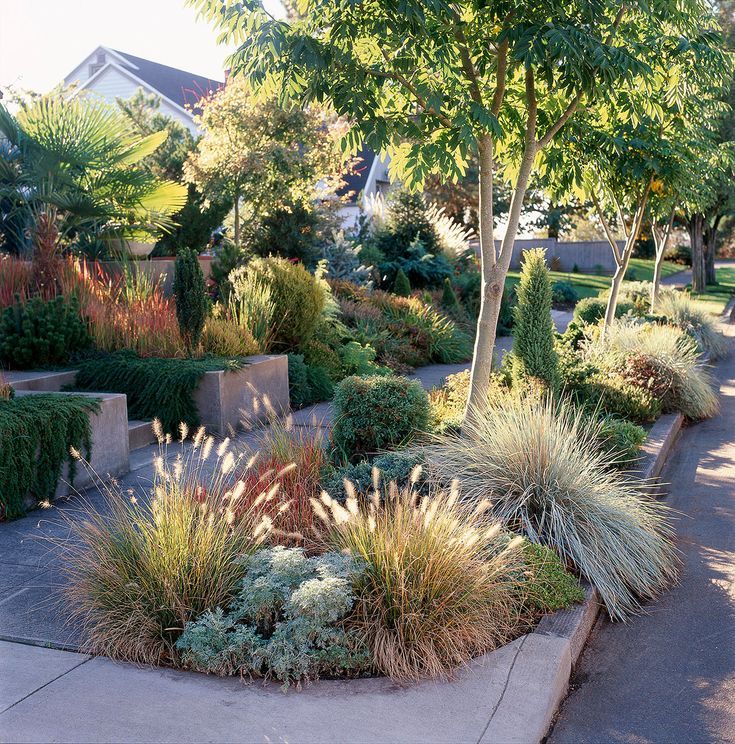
top-left (176, 547), bottom-right (370, 688)
top-left (70, 352), bottom-right (244, 435)
top-left (0, 393), bottom-right (99, 519)
top-left (425, 396), bottom-right (679, 620)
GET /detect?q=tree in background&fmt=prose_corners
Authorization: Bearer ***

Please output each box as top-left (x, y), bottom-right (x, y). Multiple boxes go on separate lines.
top-left (0, 93), bottom-right (187, 257)
top-left (117, 91), bottom-right (231, 256)
top-left (174, 248), bottom-right (208, 356)
top-left (183, 76), bottom-right (349, 253)
top-left (191, 0), bottom-right (724, 422)
top-left (508, 248), bottom-right (559, 393)
top-left (548, 23), bottom-right (729, 329)
top-left (682, 1), bottom-right (735, 291)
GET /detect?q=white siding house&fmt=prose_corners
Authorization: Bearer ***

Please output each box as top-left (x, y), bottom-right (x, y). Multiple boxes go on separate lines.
top-left (63, 46), bottom-right (221, 133)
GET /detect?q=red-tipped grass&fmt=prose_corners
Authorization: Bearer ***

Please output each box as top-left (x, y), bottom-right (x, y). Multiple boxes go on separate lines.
top-left (234, 420), bottom-right (328, 549)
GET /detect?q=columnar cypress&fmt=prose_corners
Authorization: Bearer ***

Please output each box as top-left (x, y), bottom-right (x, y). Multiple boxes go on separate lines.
top-left (510, 248), bottom-right (559, 392)
top-left (174, 248), bottom-right (208, 356)
top-left (393, 268), bottom-right (411, 297)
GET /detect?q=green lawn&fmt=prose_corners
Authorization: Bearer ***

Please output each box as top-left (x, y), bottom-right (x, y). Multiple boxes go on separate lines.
top-left (688, 266), bottom-right (735, 315)
top-left (505, 258), bottom-right (684, 299)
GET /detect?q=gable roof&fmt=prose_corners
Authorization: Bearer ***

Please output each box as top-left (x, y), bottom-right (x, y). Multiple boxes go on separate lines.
top-left (112, 49), bottom-right (222, 111)
top-left (338, 146), bottom-right (381, 203)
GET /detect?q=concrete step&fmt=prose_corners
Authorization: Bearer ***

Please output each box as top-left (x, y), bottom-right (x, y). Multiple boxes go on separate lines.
top-left (128, 420), bottom-right (157, 451)
top-left (6, 369), bottom-right (78, 392)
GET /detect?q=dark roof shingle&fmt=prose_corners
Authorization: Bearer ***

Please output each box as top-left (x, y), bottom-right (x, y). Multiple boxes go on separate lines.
top-left (113, 49), bottom-right (222, 110)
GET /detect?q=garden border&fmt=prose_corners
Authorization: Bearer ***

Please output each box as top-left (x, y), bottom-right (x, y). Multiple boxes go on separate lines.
top-left (504, 409), bottom-right (684, 743)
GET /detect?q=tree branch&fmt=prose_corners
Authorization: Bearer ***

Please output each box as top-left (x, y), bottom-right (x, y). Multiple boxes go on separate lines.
top-left (591, 190), bottom-right (622, 264)
top-left (451, 19), bottom-right (484, 105)
top-left (536, 92), bottom-right (582, 149)
top-left (491, 40), bottom-right (508, 116)
top-left (375, 49), bottom-right (454, 128)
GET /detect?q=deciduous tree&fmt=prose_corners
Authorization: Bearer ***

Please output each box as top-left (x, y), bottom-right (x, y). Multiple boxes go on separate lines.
top-left (192, 0), bottom-right (722, 420)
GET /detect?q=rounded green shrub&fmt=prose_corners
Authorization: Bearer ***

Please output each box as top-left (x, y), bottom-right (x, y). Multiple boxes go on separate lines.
top-left (0, 295), bottom-right (90, 368)
top-left (287, 353), bottom-right (311, 408)
top-left (237, 257), bottom-right (325, 350)
top-left (583, 372), bottom-right (662, 423)
top-left (551, 281), bottom-right (579, 306)
top-left (574, 297), bottom-right (635, 325)
top-left (331, 375), bottom-right (430, 460)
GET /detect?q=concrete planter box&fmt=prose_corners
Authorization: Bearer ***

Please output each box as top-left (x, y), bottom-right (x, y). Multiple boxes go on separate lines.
top-left (192, 355), bottom-right (289, 435)
top-left (14, 391), bottom-right (130, 506)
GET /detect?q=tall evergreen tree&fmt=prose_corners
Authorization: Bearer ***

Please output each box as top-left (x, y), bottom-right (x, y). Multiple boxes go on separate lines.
top-left (510, 249), bottom-right (558, 392)
top-left (174, 248), bottom-right (208, 356)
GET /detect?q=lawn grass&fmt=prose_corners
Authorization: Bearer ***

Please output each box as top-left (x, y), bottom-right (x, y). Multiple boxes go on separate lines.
top-left (505, 258), bottom-right (683, 299)
top-left (688, 266), bottom-right (735, 315)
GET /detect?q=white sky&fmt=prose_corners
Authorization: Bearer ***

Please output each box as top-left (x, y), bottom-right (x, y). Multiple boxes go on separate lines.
top-left (0, 0), bottom-right (284, 94)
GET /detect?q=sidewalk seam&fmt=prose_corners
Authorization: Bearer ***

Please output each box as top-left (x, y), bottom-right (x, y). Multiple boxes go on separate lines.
top-left (0, 652), bottom-right (91, 716)
top-left (476, 635), bottom-right (528, 744)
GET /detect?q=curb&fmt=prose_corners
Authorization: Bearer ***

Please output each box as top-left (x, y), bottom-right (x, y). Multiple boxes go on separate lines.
top-left (637, 412), bottom-right (684, 488)
top-left (501, 412), bottom-right (683, 743)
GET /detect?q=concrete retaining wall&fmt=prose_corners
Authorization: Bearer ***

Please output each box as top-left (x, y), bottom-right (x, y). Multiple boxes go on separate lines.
top-left (193, 355), bottom-right (289, 435)
top-left (14, 391), bottom-right (130, 506)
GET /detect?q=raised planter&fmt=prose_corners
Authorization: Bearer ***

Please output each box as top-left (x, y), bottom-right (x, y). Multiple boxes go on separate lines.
top-left (14, 390), bottom-right (130, 505)
top-left (192, 355), bottom-right (289, 435)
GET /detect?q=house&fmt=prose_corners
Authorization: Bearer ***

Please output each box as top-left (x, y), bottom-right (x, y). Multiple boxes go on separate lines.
top-left (338, 146), bottom-right (393, 225)
top-left (63, 47), bottom-right (394, 222)
top-left (63, 46), bottom-right (222, 133)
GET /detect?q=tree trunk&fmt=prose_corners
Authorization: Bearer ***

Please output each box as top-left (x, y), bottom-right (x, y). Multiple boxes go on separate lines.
top-left (465, 135), bottom-right (498, 417)
top-left (689, 213), bottom-right (706, 293)
top-left (651, 208), bottom-right (675, 312)
top-left (464, 134), bottom-right (537, 420)
top-left (602, 182), bottom-right (652, 332)
top-left (704, 215), bottom-right (720, 286)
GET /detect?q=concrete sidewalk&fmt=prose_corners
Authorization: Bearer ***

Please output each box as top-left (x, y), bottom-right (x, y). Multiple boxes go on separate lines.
top-left (0, 632), bottom-right (573, 744)
top-left (549, 324), bottom-right (735, 744)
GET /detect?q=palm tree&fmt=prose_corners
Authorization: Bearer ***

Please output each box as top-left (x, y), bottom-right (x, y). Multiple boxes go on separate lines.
top-left (0, 93), bottom-right (187, 257)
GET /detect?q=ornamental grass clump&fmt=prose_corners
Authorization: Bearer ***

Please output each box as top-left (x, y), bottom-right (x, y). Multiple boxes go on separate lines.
top-left (425, 397), bottom-right (679, 620)
top-left (59, 429), bottom-right (271, 665)
top-left (585, 319), bottom-right (719, 420)
top-left (312, 481), bottom-right (527, 681)
top-left (656, 293), bottom-right (731, 361)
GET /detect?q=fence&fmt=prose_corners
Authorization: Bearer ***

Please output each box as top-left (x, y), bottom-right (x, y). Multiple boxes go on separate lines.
top-left (497, 238), bottom-right (623, 274)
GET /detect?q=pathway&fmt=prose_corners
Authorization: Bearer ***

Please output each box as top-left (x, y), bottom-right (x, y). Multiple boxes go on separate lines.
top-left (548, 321), bottom-right (735, 744)
top-left (660, 258), bottom-right (735, 288)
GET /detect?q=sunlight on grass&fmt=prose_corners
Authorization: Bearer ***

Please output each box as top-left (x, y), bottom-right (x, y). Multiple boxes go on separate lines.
top-left (688, 266), bottom-right (735, 315)
top-left (506, 258), bottom-right (683, 299)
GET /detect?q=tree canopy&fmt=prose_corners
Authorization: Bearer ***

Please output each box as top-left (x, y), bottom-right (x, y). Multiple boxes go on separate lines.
top-left (191, 0), bottom-right (727, 417)
top-left (183, 75), bottom-right (350, 248)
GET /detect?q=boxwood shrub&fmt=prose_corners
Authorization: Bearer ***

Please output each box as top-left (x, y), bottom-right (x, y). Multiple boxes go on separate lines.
top-left (331, 376), bottom-right (430, 460)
